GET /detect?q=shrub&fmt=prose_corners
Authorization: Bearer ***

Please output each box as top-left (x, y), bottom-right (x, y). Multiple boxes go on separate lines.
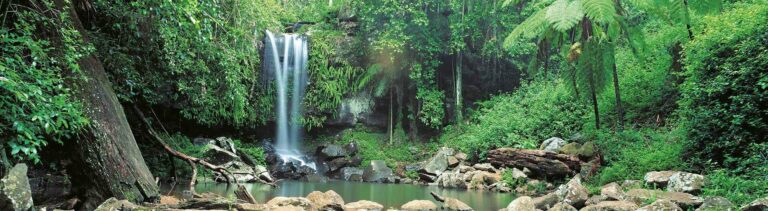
top-left (441, 79), bottom-right (587, 159)
top-left (679, 3), bottom-right (768, 173)
top-left (332, 127), bottom-right (436, 167)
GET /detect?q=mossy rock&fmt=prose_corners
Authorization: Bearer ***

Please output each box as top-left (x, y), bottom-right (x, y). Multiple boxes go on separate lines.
top-left (559, 143), bottom-right (582, 156)
top-left (579, 142), bottom-right (596, 159)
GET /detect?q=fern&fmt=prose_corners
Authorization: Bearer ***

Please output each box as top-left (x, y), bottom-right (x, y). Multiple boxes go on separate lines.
top-left (546, 0), bottom-right (585, 32)
top-left (504, 8), bottom-right (549, 48)
top-left (582, 0), bottom-right (616, 23)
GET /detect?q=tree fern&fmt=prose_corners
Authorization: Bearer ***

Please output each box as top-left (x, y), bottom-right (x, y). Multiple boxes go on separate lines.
top-left (582, 0), bottom-right (616, 23)
top-left (546, 0), bottom-right (584, 32)
top-left (504, 8), bottom-right (549, 48)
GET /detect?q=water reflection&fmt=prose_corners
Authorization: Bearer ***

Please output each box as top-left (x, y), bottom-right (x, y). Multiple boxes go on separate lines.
top-left (171, 180), bottom-right (513, 210)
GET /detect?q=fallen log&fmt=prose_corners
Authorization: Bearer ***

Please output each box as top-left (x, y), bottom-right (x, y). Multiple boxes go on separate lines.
top-left (487, 148), bottom-right (583, 179)
top-left (234, 185), bottom-right (257, 203)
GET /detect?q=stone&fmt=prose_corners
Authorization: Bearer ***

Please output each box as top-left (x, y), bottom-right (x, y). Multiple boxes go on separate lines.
top-left (344, 141), bottom-right (359, 156)
top-left (344, 200), bottom-right (384, 211)
top-left (559, 142), bottom-right (582, 155)
top-left (423, 148), bottom-right (455, 175)
top-left (457, 165), bottom-right (475, 173)
top-left (580, 201), bottom-right (639, 211)
top-left (467, 171), bottom-right (500, 190)
top-left (307, 190), bottom-right (345, 211)
top-left (644, 171), bottom-right (677, 188)
top-left (434, 171), bottom-right (465, 189)
top-left (741, 197), bottom-right (768, 211)
top-left (667, 172), bottom-right (705, 194)
top-left (454, 152), bottom-right (468, 161)
top-left (549, 202), bottom-right (577, 211)
top-left (600, 182), bottom-right (625, 200)
top-left (506, 196), bottom-right (535, 211)
top-left (637, 199), bottom-right (682, 211)
top-left (586, 195), bottom-right (607, 206)
top-left (267, 197), bottom-right (313, 210)
top-left (540, 137), bottom-right (567, 152)
top-left (340, 167), bottom-right (364, 181)
top-left (328, 157), bottom-right (362, 172)
top-left (447, 156), bottom-right (460, 168)
top-left (532, 192), bottom-right (559, 210)
top-left (94, 197), bottom-right (139, 211)
top-left (625, 189), bottom-right (702, 208)
top-left (579, 142), bottom-right (597, 158)
top-left (696, 196), bottom-right (733, 211)
top-left (362, 160), bottom-right (394, 183)
top-left (0, 164), bottom-right (33, 211)
top-left (487, 148), bottom-right (583, 179)
top-left (511, 168), bottom-right (527, 179)
top-left (193, 137), bottom-right (215, 146)
top-left (620, 180), bottom-right (642, 190)
top-left (443, 197), bottom-right (473, 211)
top-left (472, 163), bottom-right (497, 172)
top-left (401, 200), bottom-right (437, 210)
top-left (318, 144), bottom-right (347, 159)
top-left (237, 203), bottom-right (272, 211)
top-left (556, 175), bottom-right (589, 208)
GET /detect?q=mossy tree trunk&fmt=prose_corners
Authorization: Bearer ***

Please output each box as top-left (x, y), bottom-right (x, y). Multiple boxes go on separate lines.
top-left (53, 0), bottom-right (159, 208)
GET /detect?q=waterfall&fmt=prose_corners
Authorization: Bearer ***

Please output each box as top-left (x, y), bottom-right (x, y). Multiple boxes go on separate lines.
top-left (265, 30), bottom-right (314, 169)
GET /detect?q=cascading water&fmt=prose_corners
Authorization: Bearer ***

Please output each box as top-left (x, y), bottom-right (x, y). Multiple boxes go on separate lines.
top-left (265, 30), bottom-right (315, 169)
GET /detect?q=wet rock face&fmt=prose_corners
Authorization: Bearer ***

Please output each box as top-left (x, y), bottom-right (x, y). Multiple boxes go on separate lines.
top-left (0, 164), bottom-right (33, 211)
top-left (362, 160), bottom-right (394, 183)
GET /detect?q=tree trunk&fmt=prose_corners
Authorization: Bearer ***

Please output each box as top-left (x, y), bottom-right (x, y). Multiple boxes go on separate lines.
top-left (612, 63), bottom-right (624, 131)
top-left (388, 88), bottom-right (394, 145)
top-left (455, 51), bottom-right (463, 123)
top-left (588, 74), bottom-right (600, 129)
top-left (54, 0), bottom-right (159, 207)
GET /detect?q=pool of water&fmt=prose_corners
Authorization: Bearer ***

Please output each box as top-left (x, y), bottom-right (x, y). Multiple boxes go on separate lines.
top-left (171, 180), bottom-right (514, 210)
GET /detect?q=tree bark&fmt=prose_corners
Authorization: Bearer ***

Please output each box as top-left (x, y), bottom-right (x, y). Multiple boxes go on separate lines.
top-left (588, 71), bottom-right (601, 130)
top-left (488, 148), bottom-right (583, 179)
top-left (53, 0), bottom-right (159, 207)
top-left (612, 63), bottom-right (624, 131)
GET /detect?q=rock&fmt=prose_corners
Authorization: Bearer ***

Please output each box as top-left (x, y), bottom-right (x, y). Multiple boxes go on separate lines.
top-left (559, 143), bottom-right (582, 155)
top-left (741, 197), bottom-right (768, 211)
top-left (237, 203), bottom-right (272, 211)
top-left (423, 147), bottom-right (455, 175)
top-left (302, 174), bottom-right (329, 183)
top-left (620, 180), bottom-right (642, 190)
top-left (532, 192), bottom-right (559, 210)
top-left (579, 142), bottom-right (596, 159)
top-left (307, 190), bottom-right (345, 211)
top-left (344, 200), bottom-right (384, 211)
top-left (193, 137), bottom-right (214, 146)
top-left (457, 165), bottom-right (475, 173)
top-left (580, 201), bottom-right (639, 211)
top-left (644, 171), bottom-right (677, 188)
top-left (556, 175), bottom-right (589, 208)
top-left (447, 156), bottom-right (460, 168)
top-left (0, 164), bottom-right (33, 211)
top-left (625, 189), bottom-right (702, 208)
top-left (487, 148), bottom-right (583, 179)
top-left (667, 172), bottom-right (705, 194)
top-left (401, 200), bottom-right (437, 210)
top-left (344, 141), bottom-right (359, 156)
top-left (406, 162), bottom-right (425, 172)
top-left (340, 167), bottom-right (364, 181)
top-left (328, 156), bottom-right (362, 172)
top-left (472, 163), bottom-right (497, 172)
top-left (362, 160), bottom-right (394, 183)
top-left (511, 168), bottom-right (528, 179)
top-left (600, 182), bottom-right (625, 200)
top-left (506, 196), bottom-right (535, 211)
top-left (549, 202), bottom-right (578, 211)
top-left (318, 144), bottom-right (347, 159)
top-left (94, 197), bottom-right (139, 211)
top-left (454, 152), bottom-right (468, 161)
top-left (215, 137), bottom-right (238, 153)
top-left (586, 195), bottom-right (607, 206)
top-left (434, 171), bottom-right (465, 189)
top-left (696, 196), bottom-right (733, 211)
top-left (540, 137), bottom-right (567, 152)
top-left (267, 197), bottom-right (313, 210)
top-left (254, 165), bottom-right (275, 182)
top-left (467, 171), bottom-right (500, 190)
top-left (441, 197), bottom-right (473, 211)
top-left (637, 199), bottom-right (682, 211)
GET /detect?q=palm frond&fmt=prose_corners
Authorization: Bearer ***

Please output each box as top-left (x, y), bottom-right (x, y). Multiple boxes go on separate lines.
top-left (504, 8), bottom-right (549, 48)
top-left (356, 64), bottom-right (383, 91)
top-left (582, 0), bottom-right (616, 23)
top-left (546, 0), bottom-right (585, 32)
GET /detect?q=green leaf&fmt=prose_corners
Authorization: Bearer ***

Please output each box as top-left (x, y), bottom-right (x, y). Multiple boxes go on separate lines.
top-left (546, 0), bottom-right (585, 32)
top-left (582, 0), bottom-right (616, 23)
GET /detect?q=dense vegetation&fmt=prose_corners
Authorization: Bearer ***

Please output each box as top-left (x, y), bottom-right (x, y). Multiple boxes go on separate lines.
top-left (1, 0), bottom-right (767, 207)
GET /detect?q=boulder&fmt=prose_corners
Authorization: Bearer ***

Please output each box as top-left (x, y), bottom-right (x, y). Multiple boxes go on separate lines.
top-left (362, 160), bottom-right (393, 183)
top-left (643, 171), bottom-right (677, 188)
top-left (487, 148), bottom-right (583, 179)
top-left (471, 163), bottom-right (497, 172)
top-left (510, 168), bottom-right (528, 179)
top-left (339, 167), bottom-right (364, 181)
top-left (600, 182), bottom-right (625, 201)
top-left (447, 156), bottom-right (460, 168)
top-left (302, 174), bottom-right (329, 183)
top-left (578, 142), bottom-right (596, 159)
top-left (434, 171), bottom-right (465, 189)
top-left (506, 196), bottom-right (535, 211)
top-left (443, 197), bottom-right (472, 211)
top-left (540, 137), bottom-right (567, 152)
top-left (580, 201), bottom-right (639, 211)
top-left (343, 141), bottom-right (359, 156)
top-left (454, 152), bottom-right (468, 161)
top-left (317, 144), bottom-right (347, 159)
top-left (696, 196), bottom-right (733, 211)
top-left (549, 202), bottom-right (578, 211)
top-left (467, 171), bottom-right (500, 190)
top-left (532, 192), bottom-right (559, 210)
top-left (556, 175), bottom-right (589, 208)
top-left (457, 165), bottom-right (475, 173)
top-left (667, 172), bottom-right (705, 194)
top-left (267, 197), bottom-right (313, 210)
top-left (559, 143), bottom-right (582, 156)
top-left (401, 200), bottom-right (437, 210)
top-left (586, 195), bottom-right (607, 206)
top-left (307, 190), bottom-right (344, 211)
top-left (94, 197), bottom-right (139, 211)
top-left (0, 164), bottom-right (33, 211)
top-left (327, 156), bottom-right (362, 172)
top-left (741, 197), bottom-right (768, 211)
top-left (423, 147), bottom-right (455, 175)
top-left (344, 200), bottom-right (384, 211)
top-left (625, 189), bottom-right (702, 208)
top-left (637, 199), bottom-right (682, 211)
top-left (620, 180), bottom-right (643, 190)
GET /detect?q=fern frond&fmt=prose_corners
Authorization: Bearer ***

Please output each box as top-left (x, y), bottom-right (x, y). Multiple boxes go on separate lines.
top-left (582, 0), bottom-right (616, 23)
top-left (504, 8), bottom-right (549, 48)
top-left (546, 0), bottom-right (584, 32)
top-left (688, 0), bottom-right (722, 15)
top-left (356, 64), bottom-right (382, 91)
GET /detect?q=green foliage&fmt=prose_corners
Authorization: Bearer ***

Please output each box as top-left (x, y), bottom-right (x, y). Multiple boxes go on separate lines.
top-left (679, 2), bottom-right (768, 173)
top-left (0, 2), bottom-right (91, 162)
top-left (546, 0), bottom-right (584, 32)
top-left (232, 139), bottom-right (266, 166)
top-left (590, 128), bottom-right (687, 185)
top-left (702, 170), bottom-right (768, 206)
top-left (441, 79), bottom-right (587, 158)
top-left (330, 127), bottom-right (435, 168)
top-left (501, 169), bottom-right (527, 188)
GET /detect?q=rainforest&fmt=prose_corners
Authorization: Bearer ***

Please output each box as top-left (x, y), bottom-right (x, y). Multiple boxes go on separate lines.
top-left (1, 0), bottom-right (767, 210)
